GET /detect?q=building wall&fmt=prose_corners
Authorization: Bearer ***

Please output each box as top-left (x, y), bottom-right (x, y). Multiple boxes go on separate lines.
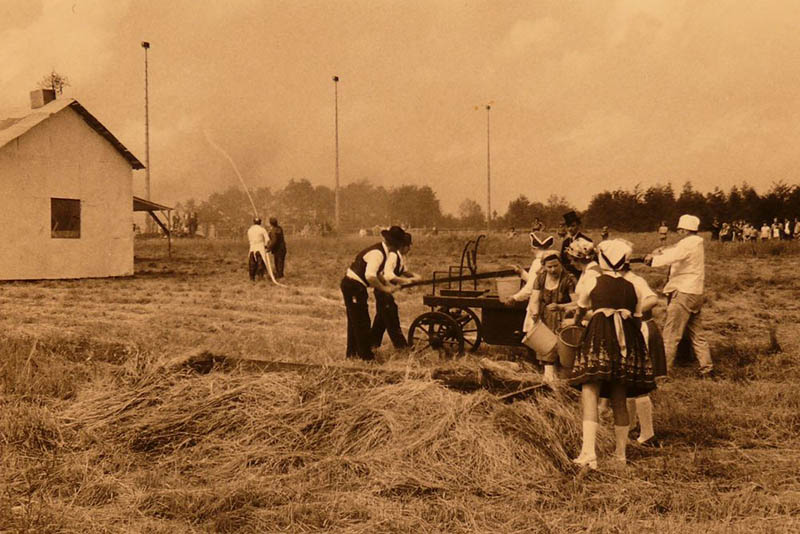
top-left (0, 107), bottom-right (134, 279)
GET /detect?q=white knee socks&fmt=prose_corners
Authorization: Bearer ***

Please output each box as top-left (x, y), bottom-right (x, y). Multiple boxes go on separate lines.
top-left (626, 398), bottom-right (638, 428)
top-left (573, 420), bottom-right (598, 468)
top-left (543, 364), bottom-right (556, 383)
top-left (614, 425), bottom-right (629, 463)
top-left (635, 396), bottom-right (654, 443)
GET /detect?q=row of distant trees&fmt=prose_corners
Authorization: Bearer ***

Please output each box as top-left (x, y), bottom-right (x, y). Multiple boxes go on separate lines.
top-left (583, 181), bottom-right (800, 231)
top-left (179, 179), bottom-right (799, 237)
top-left (182, 179), bottom-right (496, 237)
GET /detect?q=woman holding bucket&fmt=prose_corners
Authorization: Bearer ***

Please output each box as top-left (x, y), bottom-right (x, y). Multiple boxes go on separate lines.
top-left (503, 233), bottom-right (569, 382)
top-left (527, 252), bottom-right (577, 380)
top-left (566, 239), bottom-right (657, 468)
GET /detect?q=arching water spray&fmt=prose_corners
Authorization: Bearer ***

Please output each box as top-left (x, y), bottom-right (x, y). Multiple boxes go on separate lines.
top-left (204, 130), bottom-right (287, 286)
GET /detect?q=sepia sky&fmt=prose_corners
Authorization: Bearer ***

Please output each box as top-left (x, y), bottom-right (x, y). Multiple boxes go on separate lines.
top-left (2, 0), bottom-right (800, 216)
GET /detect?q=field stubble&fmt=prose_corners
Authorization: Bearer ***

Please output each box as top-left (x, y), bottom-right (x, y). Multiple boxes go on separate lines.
top-left (1, 232), bottom-right (799, 533)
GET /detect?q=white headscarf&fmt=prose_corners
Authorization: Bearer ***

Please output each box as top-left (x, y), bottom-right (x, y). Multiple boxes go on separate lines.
top-left (597, 239), bottom-right (633, 273)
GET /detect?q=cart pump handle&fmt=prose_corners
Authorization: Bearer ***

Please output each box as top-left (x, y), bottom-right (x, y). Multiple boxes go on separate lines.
top-left (399, 268), bottom-right (517, 290)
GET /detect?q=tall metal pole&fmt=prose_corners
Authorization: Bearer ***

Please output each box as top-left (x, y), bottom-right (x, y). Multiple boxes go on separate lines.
top-left (486, 104), bottom-right (491, 231)
top-left (142, 41), bottom-right (151, 201)
top-left (333, 75), bottom-right (340, 231)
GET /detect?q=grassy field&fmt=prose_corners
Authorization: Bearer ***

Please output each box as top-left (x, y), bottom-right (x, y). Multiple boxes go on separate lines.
top-left (1, 232), bottom-right (799, 533)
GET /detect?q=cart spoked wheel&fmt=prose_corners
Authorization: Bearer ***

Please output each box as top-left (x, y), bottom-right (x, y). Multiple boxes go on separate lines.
top-left (407, 311), bottom-right (465, 357)
top-left (442, 307), bottom-right (482, 352)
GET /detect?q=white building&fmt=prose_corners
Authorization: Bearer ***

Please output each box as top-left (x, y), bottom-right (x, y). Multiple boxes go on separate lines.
top-left (0, 89), bottom-right (145, 279)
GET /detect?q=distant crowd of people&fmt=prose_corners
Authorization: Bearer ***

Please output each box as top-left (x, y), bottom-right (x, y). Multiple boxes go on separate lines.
top-left (710, 217), bottom-right (800, 242)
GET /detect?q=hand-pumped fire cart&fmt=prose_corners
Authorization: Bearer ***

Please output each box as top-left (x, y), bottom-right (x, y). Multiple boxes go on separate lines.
top-left (401, 236), bottom-right (528, 356)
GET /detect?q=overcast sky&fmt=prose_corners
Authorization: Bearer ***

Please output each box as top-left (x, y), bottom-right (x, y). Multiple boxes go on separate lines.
top-left (2, 0), bottom-right (800, 215)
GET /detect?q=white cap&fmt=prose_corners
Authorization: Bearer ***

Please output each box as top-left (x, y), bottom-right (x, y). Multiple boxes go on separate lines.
top-left (677, 214), bottom-right (700, 232)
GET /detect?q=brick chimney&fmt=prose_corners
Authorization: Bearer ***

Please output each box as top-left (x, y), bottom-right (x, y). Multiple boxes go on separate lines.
top-left (30, 88), bottom-right (56, 109)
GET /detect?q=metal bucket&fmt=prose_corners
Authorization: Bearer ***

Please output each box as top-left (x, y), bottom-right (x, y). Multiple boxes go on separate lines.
top-left (522, 320), bottom-right (558, 355)
top-left (495, 277), bottom-right (521, 300)
top-left (557, 325), bottom-right (585, 368)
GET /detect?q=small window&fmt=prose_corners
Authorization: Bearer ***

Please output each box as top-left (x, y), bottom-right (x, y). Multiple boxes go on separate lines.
top-left (51, 198), bottom-right (81, 238)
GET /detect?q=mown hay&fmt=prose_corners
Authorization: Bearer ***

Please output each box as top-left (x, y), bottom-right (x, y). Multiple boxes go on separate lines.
top-left (60, 363), bottom-right (588, 521)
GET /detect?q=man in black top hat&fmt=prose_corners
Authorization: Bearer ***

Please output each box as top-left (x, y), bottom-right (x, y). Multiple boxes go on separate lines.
top-left (267, 217), bottom-right (287, 279)
top-left (560, 210), bottom-right (592, 277)
top-left (341, 225), bottom-right (407, 361)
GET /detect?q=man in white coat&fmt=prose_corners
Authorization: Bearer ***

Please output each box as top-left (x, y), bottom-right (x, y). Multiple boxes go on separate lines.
top-left (644, 214), bottom-right (715, 378)
top-left (247, 217), bottom-right (270, 281)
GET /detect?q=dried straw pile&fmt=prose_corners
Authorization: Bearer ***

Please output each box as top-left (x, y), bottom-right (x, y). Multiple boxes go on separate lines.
top-left (56, 358), bottom-right (592, 530)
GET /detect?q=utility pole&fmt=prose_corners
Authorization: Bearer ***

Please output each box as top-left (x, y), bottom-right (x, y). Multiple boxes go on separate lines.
top-left (486, 104), bottom-right (491, 231)
top-left (333, 75), bottom-right (340, 231)
top-left (142, 41), bottom-right (151, 201)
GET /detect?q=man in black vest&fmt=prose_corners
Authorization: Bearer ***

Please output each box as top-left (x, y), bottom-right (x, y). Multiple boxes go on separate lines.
top-left (341, 226), bottom-right (407, 361)
top-left (371, 232), bottom-right (420, 350)
top-left (267, 217), bottom-right (287, 279)
top-left (560, 210), bottom-right (592, 278)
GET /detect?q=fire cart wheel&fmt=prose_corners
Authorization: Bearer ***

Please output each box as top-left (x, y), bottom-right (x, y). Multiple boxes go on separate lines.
top-left (442, 307), bottom-right (482, 352)
top-left (407, 311), bottom-right (465, 357)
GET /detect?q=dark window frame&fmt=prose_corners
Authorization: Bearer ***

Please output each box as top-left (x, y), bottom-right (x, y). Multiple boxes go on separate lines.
top-left (51, 198), bottom-right (81, 239)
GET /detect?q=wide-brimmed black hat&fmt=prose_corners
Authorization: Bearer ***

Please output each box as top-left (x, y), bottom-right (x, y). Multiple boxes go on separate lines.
top-left (563, 210), bottom-right (581, 226)
top-left (381, 225), bottom-right (408, 247)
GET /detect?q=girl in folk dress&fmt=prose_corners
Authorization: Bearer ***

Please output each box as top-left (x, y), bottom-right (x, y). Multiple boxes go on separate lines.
top-left (528, 252), bottom-right (577, 380)
top-left (504, 233), bottom-right (560, 378)
top-left (567, 239), bottom-right (658, 468)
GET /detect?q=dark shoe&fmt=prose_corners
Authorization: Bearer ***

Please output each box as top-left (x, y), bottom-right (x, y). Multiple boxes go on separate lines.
top-left (698, 369), bottom-right (718, 380)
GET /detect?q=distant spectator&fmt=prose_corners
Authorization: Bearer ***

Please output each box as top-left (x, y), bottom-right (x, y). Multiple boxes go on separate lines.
top-left (267, 217), bottom-right (287, 279)
top-left (760, 222), bottom-right (771, 241)
top-left (784, 218), bottom-right (792, 240)
top-left (772, 218), bottom-right (782, 240)
top-left (794, 218), bottom-right (800, 239)
top-left (658, 221), bottom-right (668, 244)
top-left (710, 217), bottom-right (720, 241)
top-left (247, 217), bottom-right (269, 282)
top-left (601, 226), bottom-right (609, 240)
top-left (507, 226), bottom-right (517, 239)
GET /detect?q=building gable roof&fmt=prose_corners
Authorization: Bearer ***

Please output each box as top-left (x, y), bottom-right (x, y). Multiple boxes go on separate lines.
top-left (0, 98), bottom-right (145, 170)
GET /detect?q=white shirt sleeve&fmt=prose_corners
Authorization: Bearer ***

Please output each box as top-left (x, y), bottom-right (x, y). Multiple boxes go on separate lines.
top-left (510, 259), bottom-right (540, 301)
top-left (364, 250), bottom-right (385, 283)
top-left (651, 240), bottom-right (690, 267)
top-left (576, 274), bottom-right (598, 309)
top-left (624, 272), bottom-right (656, 316)
top-left (383, 252), bottom-right (400, 283)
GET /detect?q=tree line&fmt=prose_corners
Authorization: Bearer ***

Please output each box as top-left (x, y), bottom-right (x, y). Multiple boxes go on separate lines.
top-left (179, 178), bottom-right (798, 237)
top-left (583, 181), bottom-right (800, 232)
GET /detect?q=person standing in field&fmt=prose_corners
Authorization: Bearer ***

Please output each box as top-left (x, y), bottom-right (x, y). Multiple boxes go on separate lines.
top-left (371, 233), bottom-right (420, 350)
top-left (760, 222), bottom-right (771, 241)
top-left (601, 226), bottom-right (609, 241)
top-left (267, 217), bottom-right (287, 279)
top-left (341, 226), bottom-right (406, 361)
top-left (560, 211), bottom-right (592, 278)
top-left (710, 217), bottom-right (720, 241)
top-left (658, 221), bottom-right (668, 244)
top-left (645, 214), bottom-right (714, 378)
top-left (567, 239), bottom-right (657, 468)
top-left (247, 217), bottom-right (270, 282)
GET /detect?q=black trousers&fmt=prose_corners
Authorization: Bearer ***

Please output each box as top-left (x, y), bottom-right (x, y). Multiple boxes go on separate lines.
top-left (248, 251), bottom-right (266, 280)
top-left (371, 290), bottom-right (407, 349)
top-left (340, 277), bottom-right (375, 360)
top-left (273, 248), bottom-right (286, 278)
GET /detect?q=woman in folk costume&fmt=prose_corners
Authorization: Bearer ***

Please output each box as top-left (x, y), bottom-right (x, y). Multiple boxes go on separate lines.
top-left (620, 250), bottom-right (664, 446)
top-left (529, 252), bottom-right (577, 380)
top-left (567, 239), bottom-right (657, 468)
top-left (503, 233), bottom-right (561, 379)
